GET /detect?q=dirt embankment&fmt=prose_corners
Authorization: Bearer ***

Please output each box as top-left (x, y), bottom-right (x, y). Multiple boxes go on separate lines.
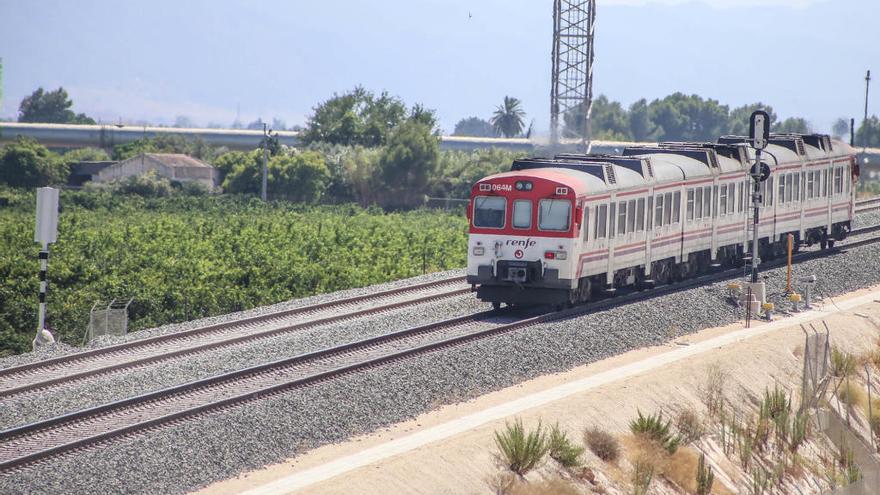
top-left (198, 286), bottom-right (880, 495)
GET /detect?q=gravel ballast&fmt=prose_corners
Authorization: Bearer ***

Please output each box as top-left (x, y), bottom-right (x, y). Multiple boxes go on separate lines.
top-left (2, 239), bottom-right (880, 494)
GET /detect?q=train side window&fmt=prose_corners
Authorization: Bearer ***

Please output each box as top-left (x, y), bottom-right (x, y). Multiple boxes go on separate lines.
top-left (807, 172), bottom-right (815, 199)
top-left (627, 199), bottom-right (637, 233)
top-left (647, 196), bottom-right (653, 229)
top-left (719, 186), bottom-right (728, 216)
top-left (767, 177), bottom-right (773, 206)
top-left (778, 175), bottom-right (785, 204)
top-left (673, 192), bottom-right (681, 223)
top-left (663, 192), bottom-right (673, 225)
top-left (473, 196), bottom-right (506, 228)
top-left (512, 200), bottom-right (532, 229)
top-left (785, 174), bottom-right (793, 203)
top-left (636, 198), bottom-right (645, 231)
top-left (703, 186), bottom-right (712, 217)
top-left (823, 169), bottom-right (829, 196)
top-left (538, 199), bottom-right (572, 231)
top-left (609, 203), bottom-right (616, 237)
top-left (654, 194), bottom-right (664, 227)
top-left (794, 172), bottom-right (801, 202)
top-left (617, 201), bottom-right (627, 235)
top-left (686, 189), bottom-right (695, 221)
top-left (695, 188), bottom-right (704, 218)
top-left (596, 205), bottom-right (607, 239)
top-left (583, 207), bottom-right (590, 241)
top-left (727, 184), bottom-right (735, 213)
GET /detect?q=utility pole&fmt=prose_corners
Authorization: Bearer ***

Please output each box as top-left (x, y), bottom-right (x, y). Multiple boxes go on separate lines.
top-left (864, 70), bottom-right (871, 150)
top-left (33, 187), bottom-right (59, 350)
top-left (261, 122), bottom-right (269, 201)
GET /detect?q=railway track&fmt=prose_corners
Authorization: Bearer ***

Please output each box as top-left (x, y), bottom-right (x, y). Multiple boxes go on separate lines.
top-left (856, 196), bottom-right (880, 213)
top-left (2, 232), bottom-right (879, 473)
top-left (0, 276), bottom-right (469, 399)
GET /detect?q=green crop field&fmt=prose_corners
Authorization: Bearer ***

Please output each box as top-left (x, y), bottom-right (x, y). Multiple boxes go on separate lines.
top-left (0, 189), bottom-right (468, 355)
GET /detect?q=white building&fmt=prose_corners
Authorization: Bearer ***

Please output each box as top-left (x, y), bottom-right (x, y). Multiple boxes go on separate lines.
top-left (95, 153), bottom-right (218, 189)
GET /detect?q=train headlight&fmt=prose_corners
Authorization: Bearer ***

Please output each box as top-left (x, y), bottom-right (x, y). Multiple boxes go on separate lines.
top-left (472, 246), bottom-right (485, 256)
top-left (515, 181), bottom-right (533, 191)
top-left (544, 250), bottom-right (567, 260)
top-left (556, 251), bottom-right (567, 260)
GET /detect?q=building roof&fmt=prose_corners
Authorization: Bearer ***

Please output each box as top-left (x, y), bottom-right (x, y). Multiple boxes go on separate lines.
top-left (134, 153), bottom-right (214, 169)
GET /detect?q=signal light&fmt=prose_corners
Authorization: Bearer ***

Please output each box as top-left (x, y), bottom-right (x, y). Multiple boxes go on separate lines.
top-left (544, 250), bottom-right (567, 260)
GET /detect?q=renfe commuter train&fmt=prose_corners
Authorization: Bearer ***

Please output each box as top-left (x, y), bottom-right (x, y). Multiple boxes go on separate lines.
top-left (466, 133), bottom-right (859, 308)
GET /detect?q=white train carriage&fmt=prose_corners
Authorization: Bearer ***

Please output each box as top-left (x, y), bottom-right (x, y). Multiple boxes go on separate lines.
top-left (466, 133), bottom-right (858, 308)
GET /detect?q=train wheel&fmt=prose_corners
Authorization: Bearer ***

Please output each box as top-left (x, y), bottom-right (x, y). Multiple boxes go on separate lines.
top-left (820, 236), bottom-right (828, 250)
top-left (653, 261), bottom-right (670, 286)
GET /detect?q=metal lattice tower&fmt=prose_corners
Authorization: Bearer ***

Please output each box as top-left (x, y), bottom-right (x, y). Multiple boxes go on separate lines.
top-left (550, 0), bottom-right (596, 150)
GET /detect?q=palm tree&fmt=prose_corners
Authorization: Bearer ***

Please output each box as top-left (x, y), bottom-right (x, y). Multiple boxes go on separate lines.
top-left (491, 96), bottom-right (526, 138)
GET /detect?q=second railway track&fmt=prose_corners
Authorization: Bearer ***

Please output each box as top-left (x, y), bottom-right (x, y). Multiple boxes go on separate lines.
top-left (0, 275), bottom-right (469, 399)
top-left (2, 232), bottom-right (879, 473)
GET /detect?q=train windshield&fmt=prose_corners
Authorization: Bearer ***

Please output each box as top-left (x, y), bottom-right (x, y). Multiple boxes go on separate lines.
top-left (473, 196), bottom-right (506, 228)
top-left (539, 199), bottom-right (571, 231)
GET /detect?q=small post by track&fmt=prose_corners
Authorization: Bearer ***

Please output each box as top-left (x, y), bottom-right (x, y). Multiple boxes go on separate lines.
top-left (33, 187), bottom-right (60, 350)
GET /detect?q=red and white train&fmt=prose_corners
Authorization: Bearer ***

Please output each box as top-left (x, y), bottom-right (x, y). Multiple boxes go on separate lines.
top-left (466, 134), bottom-right (858, 308)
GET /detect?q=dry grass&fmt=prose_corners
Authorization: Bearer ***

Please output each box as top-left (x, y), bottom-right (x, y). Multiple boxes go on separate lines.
top-left (831, 347), bottom-right (857, 378)
top-left (623, 435), bottom-right (735, 495)
top-left (837, 382), bottom-right (868, 410)
top-left (700, 363), bottom-right (727, 417)
top-left (676, 408), bottom-right (705, 445)
top-left (488, 473), bottom-right (581, 495)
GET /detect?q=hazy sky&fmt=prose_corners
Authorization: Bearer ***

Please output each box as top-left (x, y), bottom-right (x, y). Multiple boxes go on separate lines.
top-left (0, 0), bottom-right (877, 135)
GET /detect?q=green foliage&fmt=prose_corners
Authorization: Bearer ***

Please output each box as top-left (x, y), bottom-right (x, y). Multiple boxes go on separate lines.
top-left (112, 135), bottom-right (224, 162)
top-left (729, 103), bottom-right (778, 136)
top-left (18, 87), bottom-right (95, 124)
top-left (430, 148), bottom-right (526, 200)
top-left (0, 137), bottom-right (69, 187)
top-left (60, 147), bottom-right (111, 164)
top-left (269, 151), bottom-right (331, 203)
top-left (565, 95), bottom-right (632, 141)
top-left (832, 118), bottom-right (851, 140)
top-left (648, 92), bottom-right (730, 142)
top-left (453, 116), bottom-right (497, 137)
top-left (378, 120), bottom-right (440, 208)
top-left (220, 150), bottom-right (262, 195)
top-left (102, 170), bottom-right (175, 197)
top-left (775, 117), bottom-right (812, 134)
top-left (548, 423), bottom-right (584, 468)
top-left (301, 87), bottom-right (415, 147)
top-left (491, 96), bottom-right (526, 138)
top-left (831, 347), bottom-right (856, 377)
top-left (584, 426), bottom-right (620, 462)
top-left (696, 452), bottom-right (714, 495)
top-left (494, 419), bottom-right (549, 476)
top-left (856, 115), bottom-right (880, 147)
top-left (0, 192), bottom-right (468, 354)
top-left (790, 409), bottom-right (809, 453)
top-left (629, 410), bottom-right (680, 454)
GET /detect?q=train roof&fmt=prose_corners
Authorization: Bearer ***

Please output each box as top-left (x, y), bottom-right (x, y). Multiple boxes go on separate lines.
top-left (510, 158), bottom-right (647, 192)
top-left (481, 167), bottom-right (609, 196)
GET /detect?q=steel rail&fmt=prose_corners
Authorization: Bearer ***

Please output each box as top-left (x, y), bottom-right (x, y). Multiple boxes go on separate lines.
top-left (0, 276), bottom-right (468, 398)
top-left (2, 235), bottom-right (879, 473)
top-left (857, 196), bottom-right (880, 213)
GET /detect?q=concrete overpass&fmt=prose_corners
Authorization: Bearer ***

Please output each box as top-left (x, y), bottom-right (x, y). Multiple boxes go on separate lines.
top-left (1, 122), bottom-right (878, 168)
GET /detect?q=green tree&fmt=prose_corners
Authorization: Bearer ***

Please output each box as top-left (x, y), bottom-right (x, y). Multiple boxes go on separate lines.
top-left (378, 120), bottom-right (439, 208)
top-left (453, 117), bottom-right (497, 137)
top-left (301, 87), bottom-right (409, 147)
top-left (774, 117), bottom-right (812, 134)
top-left (0, 137), bottom-right (68, 187)
top-left (565, 95), bottom-right (633, 141)
top-left (832, 118), bottom-right (851, 140)
top-left (728, 103), bottom-right (777, 136)
top-left (270, 151), bottom-right (331, 203)
top-left (60, 147), bottom-right (111, 165)
top-left (220, 150), bottom-right (263, 195)
top-left (648, 93), bottom-right (730, 142)
top-left (491, 96), bottom-right (526, 138)
top-left (628, 98), bottom-right (659, 142)
top-left (18, 87), bottom-right (95, 124)
top-left (214, 150), bottom-right (256, 186)
top-left (112, 135), bottom-right (222, 161)
top-left (856, 115), bottom-right (880, 147)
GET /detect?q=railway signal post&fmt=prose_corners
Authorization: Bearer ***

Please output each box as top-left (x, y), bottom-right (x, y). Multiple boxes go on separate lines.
top-left (33, 187), bottom-right (59, 350)
top-left (747, 111), bottom-right (771, 310)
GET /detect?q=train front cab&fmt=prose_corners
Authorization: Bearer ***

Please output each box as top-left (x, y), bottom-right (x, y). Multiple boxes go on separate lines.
top-left (466, 170), bottom-right (592, 307)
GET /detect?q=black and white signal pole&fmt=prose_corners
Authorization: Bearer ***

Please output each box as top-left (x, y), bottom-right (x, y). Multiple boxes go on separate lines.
top-left (261, 122), bottom-right (269, 201)
top-left (748, 111), bottom-right (771, 284)
top-left (34, 187), bottom-right (60, 350)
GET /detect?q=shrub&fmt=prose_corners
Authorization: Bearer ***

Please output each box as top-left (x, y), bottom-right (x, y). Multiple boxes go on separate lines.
top-left (831, 347), bottom-right (856, 377)
top-left (630, 410), bottom-right (680, 454)
top-left (494, 419), bottom-right (549, 476)
top-left (584, 427), bottom-right (620, 463)
top-left (548, 423), bottom-right (584, 468)
top-left (675, 408), bottom-right (704, 445)
top-left (700, 363), bottom-right (727, 417)
top-left (790, 410), bottom-right (810, 453)
top-left (696, 453), bottom-right (715, 495)
top-left (838, 382), bottom-right (867, 409)
top-left (631, 456), bottom-right (654, 495)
